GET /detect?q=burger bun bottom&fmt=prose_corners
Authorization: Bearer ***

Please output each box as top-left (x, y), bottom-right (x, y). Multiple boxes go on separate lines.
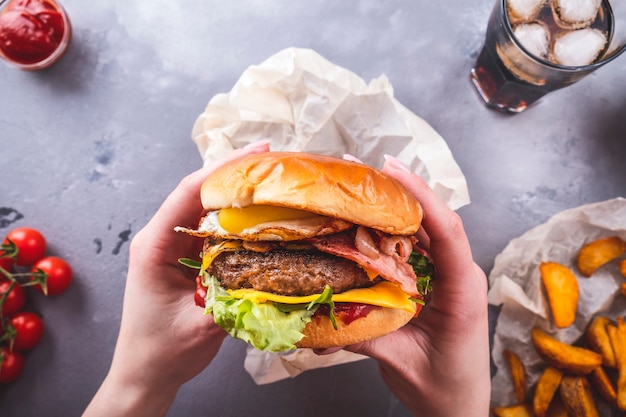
top-left (296, 306), bottom-right (418, 349)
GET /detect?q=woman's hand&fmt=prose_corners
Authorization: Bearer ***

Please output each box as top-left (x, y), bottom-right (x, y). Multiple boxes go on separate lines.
top-left (344, 155), bottom-right (491, 417)
top-left (83, 141), bottom-right (271, 417)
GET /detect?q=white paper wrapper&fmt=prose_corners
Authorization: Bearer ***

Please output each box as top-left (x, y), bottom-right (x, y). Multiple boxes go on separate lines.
top-left (243, 347), bottom-right (368, 385)
top-left (488, 197), bottom-right (626, 411)
top-left (191, 47), bottom-right (470, 385)
top-left (192, 47), bottom-right (469, 210)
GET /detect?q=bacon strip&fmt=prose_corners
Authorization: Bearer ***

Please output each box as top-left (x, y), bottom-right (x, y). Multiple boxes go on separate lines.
top-left (307, 231), bottom-right (418, 297)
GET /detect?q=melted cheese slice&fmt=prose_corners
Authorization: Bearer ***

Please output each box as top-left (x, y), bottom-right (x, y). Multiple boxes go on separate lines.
top-left (201, 240), bottom-right (243, 271)
top-left (227, 281), bottom-right (417, 313)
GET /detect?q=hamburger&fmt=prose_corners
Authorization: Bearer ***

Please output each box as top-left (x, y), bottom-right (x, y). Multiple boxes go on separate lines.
top-left (176, 152), bottom-right (433, 352)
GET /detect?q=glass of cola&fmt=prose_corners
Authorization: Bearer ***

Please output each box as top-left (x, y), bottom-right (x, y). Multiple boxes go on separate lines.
top-left (470, 0), bottom-right (626, 113)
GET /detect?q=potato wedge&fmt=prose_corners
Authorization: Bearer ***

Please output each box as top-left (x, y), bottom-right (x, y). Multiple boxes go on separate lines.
top-left (586, 316), bottom-right (616, 368)
top-left (620, 259), bottom-right (626, 278)
top-left (559, 375), bottom-right (599, 417)
top-left (491, 404), bottom-right (534, 417)
top-left (588, 366), bottom-right (617, 406)
top-left (606, 322), bottom-right (618, 359)
top-left (531, 327), bottom-right (602, 374)
top-left (533, 366), bottom-right (563, 417)
top-left (539, 262), bottom-right (579, 328)
top-left (545, 396), bottom-right (569, 417)
top-left (577, 236), bottom-right (626, 277)
top-left (504, 349), bottom-right (527, 403)
top-left (607, 317), bottom-right (626, 410)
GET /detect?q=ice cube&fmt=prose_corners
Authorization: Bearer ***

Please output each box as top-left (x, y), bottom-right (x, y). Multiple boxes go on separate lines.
top-left (552, 28), bottom-right (607, 66)
top-left (507, 0), bottom-right (546, 22)
top-left (513, 22), bottom-right (551, 59)
top-left (552, 0), bottom-right (601, 29)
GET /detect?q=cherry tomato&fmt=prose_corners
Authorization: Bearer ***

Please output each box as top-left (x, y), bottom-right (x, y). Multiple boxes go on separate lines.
top-left (32, 256), bottom-right (72, 296)
top-left (0, 281), bottom-right (26, 317)
top-left (0, 346), bottom-right (24, 383)
top-left (4, 227), bottom-right (46, 266)
top-left (10, 312), bottom-right (44, 351)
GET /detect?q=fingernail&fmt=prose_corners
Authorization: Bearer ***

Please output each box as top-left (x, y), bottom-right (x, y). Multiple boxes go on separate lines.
top-left (343, 154), bottom-right (363, 164)
top-left (383, 154), bottom-right (411, 173)
top-left (243, 140), bottom-right (271, 150)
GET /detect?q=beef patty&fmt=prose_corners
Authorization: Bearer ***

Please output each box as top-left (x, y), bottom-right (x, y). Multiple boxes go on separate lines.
top-left (208, 249), bottom-right (377, 296)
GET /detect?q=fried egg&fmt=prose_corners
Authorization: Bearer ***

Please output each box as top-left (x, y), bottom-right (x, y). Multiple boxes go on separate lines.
top-left (176, 205), bottom-right (353, 241)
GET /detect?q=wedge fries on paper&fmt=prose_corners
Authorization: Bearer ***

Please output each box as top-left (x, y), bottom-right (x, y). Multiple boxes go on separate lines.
top-left (531, 328), bottom-right (601, 375)
top-left (544, 396), bottom-right (569, 417)
top-left (533, 367), bottom-right (563, 417)
top-left (491, 404), bottom-right (534, 417)
top-left (494, 316), bottom-right (626, 417)
top-left (495, 319), bottom-right (626, 416)
top-left (539, 262), bottom-right (579, 329)
top-left (577, 236), bottom-right (626, 277)
top-left (586, 316), bottom-right (616, 368)
top-left (504, 349), bottom-right (527, 403)
top-left (588, 366), bottom-right (617, 406)
top-left (607, 317), bottom-right (626, 410)
top-left (493, 235), bottom-right (626, 416)
top-left (559, 375), bottom-right (599, 417)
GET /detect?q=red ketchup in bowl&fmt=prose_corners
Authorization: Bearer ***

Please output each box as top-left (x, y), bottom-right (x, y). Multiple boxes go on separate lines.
top-left (0, 0), bottom-right (71, 70)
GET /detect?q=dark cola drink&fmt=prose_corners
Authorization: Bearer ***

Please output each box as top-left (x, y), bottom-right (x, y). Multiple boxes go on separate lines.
top-left (470, 35), bottom-right (551, 113)
top-left (470, 0), bottom-right (615, 113)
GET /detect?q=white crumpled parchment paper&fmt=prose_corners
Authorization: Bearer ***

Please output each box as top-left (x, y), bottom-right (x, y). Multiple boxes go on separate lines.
top-left (488, 197), bottom-right (626, 410)
top-left (191, 47), bottom-right (470, 384)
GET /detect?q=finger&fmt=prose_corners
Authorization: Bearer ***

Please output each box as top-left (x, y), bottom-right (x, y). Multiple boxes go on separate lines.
top-left (145, 141), bottom-right (271, 239)
top-left (343, 340), bottom-right (386, 363)
top-left (313, 347), bottom-right (344, 355)
top-left (343, 326), bottom-right (426, 370)
top-left (134, 142), bottom-right (271, 266)
top-left (414, 226), bottom-right (431, 253)
top-left (382, 155), bottom-right (476, 296)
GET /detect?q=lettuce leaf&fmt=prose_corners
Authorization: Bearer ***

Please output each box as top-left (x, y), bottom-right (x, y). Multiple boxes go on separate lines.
top-left (408, 251), bottom-right (434, 301)
top-left (203, 274), bottom-right (315, 352)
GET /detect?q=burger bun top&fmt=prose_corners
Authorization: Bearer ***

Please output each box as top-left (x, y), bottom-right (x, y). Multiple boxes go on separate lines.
top-left (201, 152), bottom-right (423, 236)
